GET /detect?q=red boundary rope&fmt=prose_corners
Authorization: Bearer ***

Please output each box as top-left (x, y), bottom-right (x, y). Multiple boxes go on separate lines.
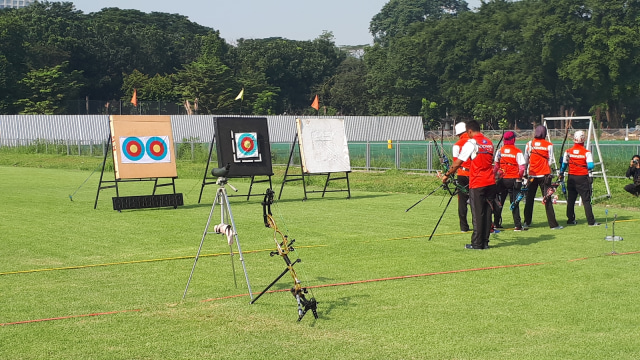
top-left (202, 263), bottom-right (546, 302)
top-left (5, 250), bottom-right (640, 326)
top-left (0, 309), bottom-right (141, 327)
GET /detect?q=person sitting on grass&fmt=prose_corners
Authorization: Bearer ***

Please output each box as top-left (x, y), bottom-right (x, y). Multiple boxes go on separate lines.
top-left (624, 155), bottom-right (640, 197)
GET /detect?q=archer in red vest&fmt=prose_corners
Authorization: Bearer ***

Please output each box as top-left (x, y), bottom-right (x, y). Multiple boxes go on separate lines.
top-left (558, 130), bottom-right (600, 226)
top-left (442, 120), bottom-right (496, 250)
top-left (452, 122), bottom-right (471, 232)
top-left (523, 125), bottom-right (562, 230)
top-left (493, 131), bottom-right (526, 231)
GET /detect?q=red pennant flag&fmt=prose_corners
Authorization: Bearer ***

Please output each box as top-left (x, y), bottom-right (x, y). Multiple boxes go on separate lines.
top-left (130, 89), bottom-right (138, 107)
top-left (310, 94), bottom-right (319, 111)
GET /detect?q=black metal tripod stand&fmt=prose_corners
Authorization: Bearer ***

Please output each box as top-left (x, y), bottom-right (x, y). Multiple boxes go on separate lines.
top-left (183, 175), bottom-right (253, 301)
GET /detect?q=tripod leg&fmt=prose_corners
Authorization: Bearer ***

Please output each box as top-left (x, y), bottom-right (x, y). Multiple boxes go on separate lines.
top-left (183, 190), bottom-right (220, 300)
top-left (428, 193), bottom-right (455, 241)
top-left (222, 188), bottom-right (254, 300)
top-left (229, 244), bottom-right (237, 288)
top-left (219, 189), bottom-right (238, 288)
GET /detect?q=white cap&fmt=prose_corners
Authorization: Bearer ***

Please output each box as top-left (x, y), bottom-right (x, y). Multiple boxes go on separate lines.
top-left (454, 122), bottom-right (466, 135)
top-left (573, 130), bottom-right (585, 143)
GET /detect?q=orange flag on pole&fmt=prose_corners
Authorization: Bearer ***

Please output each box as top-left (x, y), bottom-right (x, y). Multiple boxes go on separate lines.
top-left (130, 88), bottom-right (138, 107)
top-left (310, 94), bottom-right (319, 111)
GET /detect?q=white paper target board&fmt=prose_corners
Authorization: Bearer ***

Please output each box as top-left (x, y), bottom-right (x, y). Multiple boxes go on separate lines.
top-left (296, 118), bottom-right (351, 174)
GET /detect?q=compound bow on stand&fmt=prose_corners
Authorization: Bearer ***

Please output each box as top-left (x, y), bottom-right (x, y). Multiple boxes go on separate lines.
top-left (250, 188), bottom-right (318, 321)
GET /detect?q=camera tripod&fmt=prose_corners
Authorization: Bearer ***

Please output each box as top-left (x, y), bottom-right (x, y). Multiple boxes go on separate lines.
top-left (183, 175), bottom-right (253, 301)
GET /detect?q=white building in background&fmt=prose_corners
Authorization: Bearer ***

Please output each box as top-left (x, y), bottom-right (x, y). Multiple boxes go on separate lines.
top-left (0, 0), bottom-right (34, 9)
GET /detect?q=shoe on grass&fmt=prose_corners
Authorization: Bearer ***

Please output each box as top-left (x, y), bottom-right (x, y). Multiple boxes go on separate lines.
top-left (567, 220), bottom-right (577, 225)
top-left (589, 222), bottom-right (601, 227)
top-left (551, 226), bottom-right (564, 230)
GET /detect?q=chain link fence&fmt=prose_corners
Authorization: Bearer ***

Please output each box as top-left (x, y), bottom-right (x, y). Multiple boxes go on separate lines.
top-left (64, 100), bottom-right (188, 116)
top-left (3, 138), bottom-right (638, 177)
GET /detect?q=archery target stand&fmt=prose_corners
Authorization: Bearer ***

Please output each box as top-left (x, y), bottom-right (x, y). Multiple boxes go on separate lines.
top-left (543, 116), bottom-right (611, 206)
top-left (198, 117), bottom-right (273, 203)
top-left (278, 118), bottom-right (351, 201)
top-left (183, 175), bottom-right (253, 301)
top-left (94, 116), bottom-right (183, 211)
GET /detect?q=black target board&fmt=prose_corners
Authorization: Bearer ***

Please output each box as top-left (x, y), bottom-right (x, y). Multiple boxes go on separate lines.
top-left (214, 117), bottom-right (273, 177)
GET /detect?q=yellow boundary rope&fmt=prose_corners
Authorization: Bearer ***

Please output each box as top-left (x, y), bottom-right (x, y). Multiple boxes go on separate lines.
top-left (0, 245), bottom-right (327, 276)
top-left (3, 219), bottom-right (638, 276)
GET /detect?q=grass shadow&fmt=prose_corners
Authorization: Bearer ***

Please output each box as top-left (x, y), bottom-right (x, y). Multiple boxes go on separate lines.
top-left (492, 233), bottom-right (556, 248)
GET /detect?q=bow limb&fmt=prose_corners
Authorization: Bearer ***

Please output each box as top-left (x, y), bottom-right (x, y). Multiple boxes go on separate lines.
top-left (557, 118), bottom-right (573, 171)
top-left (556, 119), bottom-right (572, 199)
top-left (495, 128), bottom-right (505, 151)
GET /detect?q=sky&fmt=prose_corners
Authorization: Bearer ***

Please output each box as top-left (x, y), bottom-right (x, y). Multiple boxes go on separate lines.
top-left (62, 0), bottom-right (483, 46)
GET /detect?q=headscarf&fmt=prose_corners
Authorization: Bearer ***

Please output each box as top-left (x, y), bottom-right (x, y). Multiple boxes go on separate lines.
top-left (504, 131), bottom-right (516, 145)
top-left (534, 125), bottom-right (547, 139)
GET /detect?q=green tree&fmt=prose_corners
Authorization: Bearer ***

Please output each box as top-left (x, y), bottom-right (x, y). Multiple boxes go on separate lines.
top-left (558, 0), bottom-right (640, 127)
top-left (365, 29), bottom-right (441, 116)
top-left (80, 8), bottom-right (214, 99)
top-left (122, 69), bottom-right (176, 102)
top-left (15, 62), bottom-right (84, 114)
top-left (420, 98), bottom-right (440, 129)
top-left (231, 34), bottom-right (345, 114)
top-left (370, 0), bottom-right (470, 45)
top-left (323, 57), bottom-right (369, 115)
top-left (15, 1), bottom-right (85, 70)
top-left (252, 91), bottom-right (278, 115)
top-left (174, 56), bottom-right (237, 114)
top-left (0, 12), bottom-right (28, 113)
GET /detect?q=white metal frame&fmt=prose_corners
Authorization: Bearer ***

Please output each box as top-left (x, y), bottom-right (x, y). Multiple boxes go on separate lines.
top-left (543, 116), bottom-right (611, 206)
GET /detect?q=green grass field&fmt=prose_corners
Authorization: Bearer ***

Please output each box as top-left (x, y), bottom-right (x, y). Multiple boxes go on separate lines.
top-left (2, 155), bottom-right (640, 359)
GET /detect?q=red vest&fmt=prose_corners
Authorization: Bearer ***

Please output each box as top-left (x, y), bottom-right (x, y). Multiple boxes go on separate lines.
top-left (469, 133), bottom-right (495, 189)
top-left (526, 139), bottom-right (553, 176)
top-left (453, 133), bottom-right (471, 177)
top-left (496, 145), bottom-right (523, 179)
top-left (565, 143), bottom-right (591, 176)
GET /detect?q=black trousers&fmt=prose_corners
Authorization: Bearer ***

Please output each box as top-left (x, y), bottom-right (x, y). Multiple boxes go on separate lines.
top-left (469, 184), bottom-right (496, 249)
top-left (523, 176), bottom-right (559, 228)
top-left (624, 183), bottom-right (640, 196)
top-left (567, 175), bottom-right (596, 225)
top-left (457, 175), bottom-right (470, 231)
top-left (494, 178), bottom-right (522, 228)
